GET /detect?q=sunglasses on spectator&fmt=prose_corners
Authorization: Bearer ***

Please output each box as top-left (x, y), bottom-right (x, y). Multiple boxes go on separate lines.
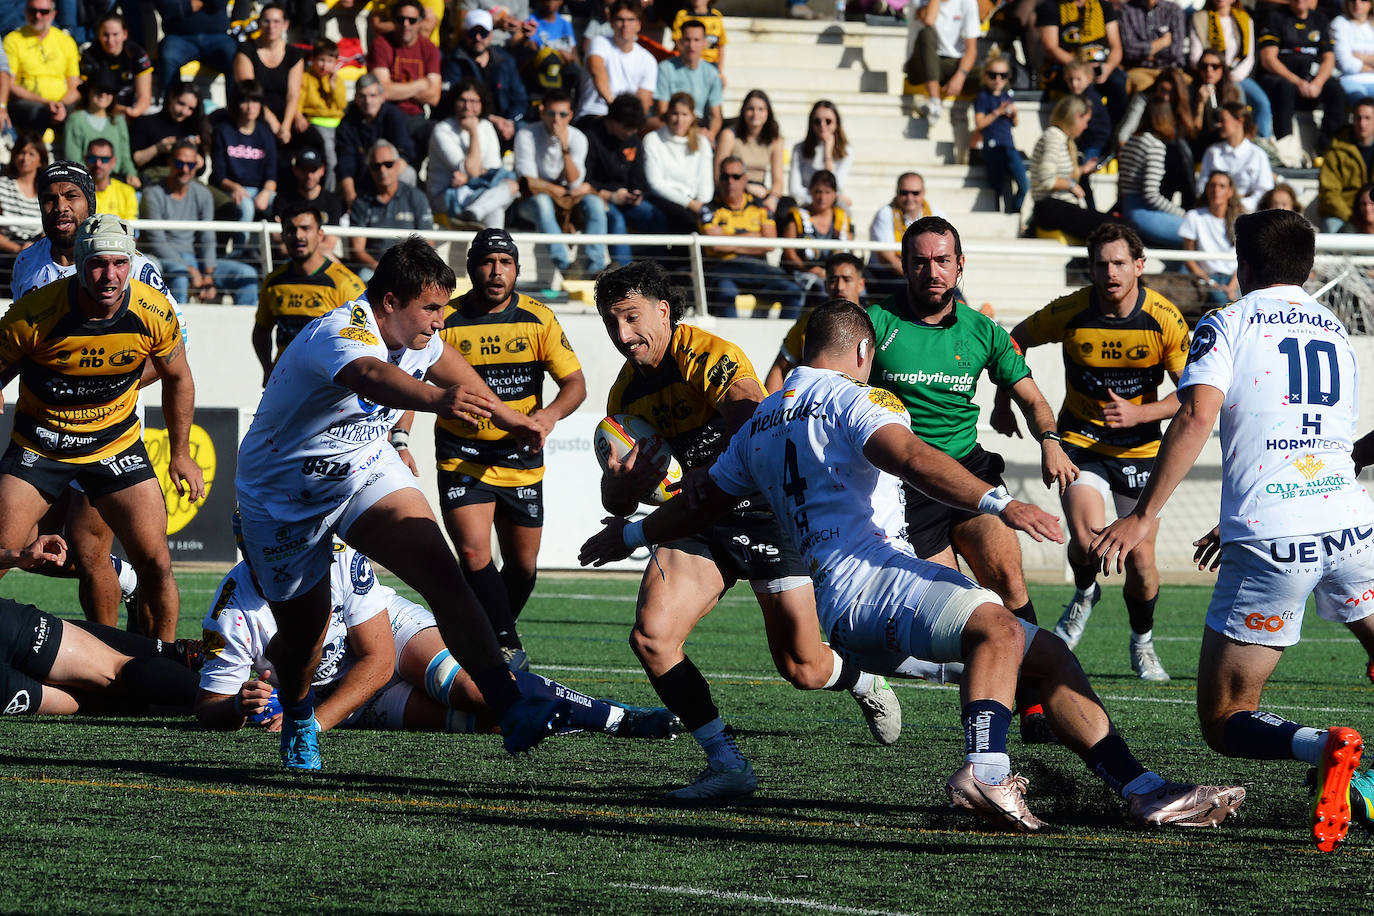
top-left (28, 5), bottom-right (55, 14)
top-left (1201, 61), bottom-right (1224, 70)
top-left (397, 14), bottom-right (419, 23)
top-left (86, 155), bottom-right (113, 164)
top-left (173, 160), bottom-right (197, 170)
top-left (721, 172), bottom-right (746, 180)
top-left (370, 160), bottom-right (397, 171)
top-left (987, 71), bottom-right (1010, 80)
top-left (544, 109), bottom-right (572, 118)
top-left (468, 26), bottom-right (490, 37)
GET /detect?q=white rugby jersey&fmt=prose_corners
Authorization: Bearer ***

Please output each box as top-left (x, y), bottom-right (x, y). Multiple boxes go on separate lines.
top-left (236, 296), bottom-right (444, 522)
top-left (710, 365), bottom-right (917, 631)
top-left (199, 544), bottom-right (392, 696)
top-left (11, 238), bottom-right (186, 343)
top-left (1180, 284), bottom-right (1374, 542)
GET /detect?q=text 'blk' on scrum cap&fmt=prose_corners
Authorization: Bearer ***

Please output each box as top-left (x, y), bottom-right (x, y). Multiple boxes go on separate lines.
top-left (74, 214), bottom-right (136, 274)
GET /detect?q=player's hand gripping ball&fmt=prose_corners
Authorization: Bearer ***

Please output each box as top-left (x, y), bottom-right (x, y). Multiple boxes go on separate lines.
top-left (593, 414), bottom-right (683, 506)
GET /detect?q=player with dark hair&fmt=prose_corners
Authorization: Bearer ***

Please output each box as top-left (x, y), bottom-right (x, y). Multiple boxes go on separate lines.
top-left (1002, 222), bottom-right (1189, 681)
top-left (763, 251), bottom-right (867, 392)
top-left (592, 261), bottom-right (902, 802)
top-left (584, 297), bottom-right (1247, 832)
top-left (235, 235), bottom-right (574, 770)
top-left (1093, 208), bottom-right (1368, 852)
top-left (869, 216), bottom-right (1075, 739)
top-left (427, 228), bottom-right (586, 668)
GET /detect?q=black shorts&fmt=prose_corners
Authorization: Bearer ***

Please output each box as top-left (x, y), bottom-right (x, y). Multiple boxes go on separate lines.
top-left (669, 509), bottom-right (808, 587)
top-left (0, 599), bottom-right (62, 715)
top-left (0, 438), bottom-right (157, 502)
top-left (437, 471), bottom-right (543, 527)
top-left (1063, 444), bottom-right (1156, 499)
top-left (903, 444), bottom-right (1007, 559)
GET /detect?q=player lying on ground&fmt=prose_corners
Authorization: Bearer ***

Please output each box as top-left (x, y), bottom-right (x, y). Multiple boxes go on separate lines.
top-left (0, 536), bottom-right (199, 717)
top-left (582, 299), bottom-right (1247, 831)
top-left (1092, 208), bottom-right (1369, 852)
top-left (195, 532), bottom-right (680, 739)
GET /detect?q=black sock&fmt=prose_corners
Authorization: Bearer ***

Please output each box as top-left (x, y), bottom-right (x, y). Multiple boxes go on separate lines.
top-left (70, 619), bottom-right (162, 658)
top-left (1071, 560), bottom-right (1097, 592)
top-left (118, 656), bottom-right (198, 712)
top-left (1008, 600), bottom-right (1038, 626)
top-left (646, 657), bottom-right (719, 732)
top-left (1221, 710), bottom-right (1303, 759)
top-left (512, 669), bottom-right (614, 731)
top-left (470, 664), bottom-right (522, 716)
top-left (824, 655), bottom-right (862, 692)
top-left (1124, 591), bottom-right (1158, 636)
top-left (502, 566), bottom-right (537, 621)
top-left (1084, 734), bottom-right (1148, 796)
top-left (464, 562), bottom-right (522, 651)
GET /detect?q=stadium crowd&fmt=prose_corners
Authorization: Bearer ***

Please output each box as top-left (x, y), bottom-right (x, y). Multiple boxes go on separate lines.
top-left (5, 0), bottom-right (1374, 855)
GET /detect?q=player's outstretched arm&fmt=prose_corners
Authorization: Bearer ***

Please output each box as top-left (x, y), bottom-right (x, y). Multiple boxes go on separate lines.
top-left (154, 340), bottom-right (205, 502)
top-left (336, 355), bottom-right (495, 421)
top-left (581, 475), bottom-right (735, 566)
top-left (427, 345), bottom-right (546, 447)
top-left (311, 613), bottom-right (395, 731)
top-left (864, 424), bottom-right (1064, 543)
top-left (1091, 383), bottom-right (1224, 574)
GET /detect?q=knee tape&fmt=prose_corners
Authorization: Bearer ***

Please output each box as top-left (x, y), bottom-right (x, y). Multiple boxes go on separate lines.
top-left (424, 650), bottom-right (461, 705)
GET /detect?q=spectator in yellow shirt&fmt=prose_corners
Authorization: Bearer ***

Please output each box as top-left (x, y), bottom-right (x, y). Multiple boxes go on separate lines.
top-left (87, 138), bottom-right (139, 221)
top-left (296, 38), bottom-right (348, 192)
top-left (3, 0), bottom-right (81, 130)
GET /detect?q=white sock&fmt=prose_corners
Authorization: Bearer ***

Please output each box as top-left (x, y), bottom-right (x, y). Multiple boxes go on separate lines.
top-left (1130, 629), bottom-right (1153, 647)
top-left (604, 705), bottom-right (625, 732)
top-left (1292, 727), bottom-right (1326, 765)
top-left (850, 671), bottom-right (876, 697)
top-left (1121, 771), bottom-right (1167, 800)
top-left (968, 751), bottom-right (1011, 786)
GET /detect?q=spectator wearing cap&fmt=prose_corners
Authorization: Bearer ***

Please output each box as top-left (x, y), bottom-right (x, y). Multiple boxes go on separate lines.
top-left (335, 73), bottom-right (417, 209)
top-left (64, 71), bottom-right (136, 185)
top-left (80, 11), bottom-right (153, 120)
top-left (584, 93), bottom-right (667, 266)
top-left (442, 8), bottom-right (529, 147)
top-left (153, 0), bottom-right (239, 96)
top-left (427, 78), bottom-right (519, 227)
top-left (654, 19), bottom-right (722, 139)
top-left (514, 88), bottom-right (607, 282)
top-left (274, 148), bottom-right (346, 228)
top-left (575, 0), bottom-right (655, 123)
top-left (368, 0), bottom-right (442, 159)
top-left (3, 0), bottom-right (81, 131)
top-left (347, 139), bottom-right (433, 279)
top-left (141, 139), bottom-right (259, 305)
top-left (88, 138), bottom-right (138, 221)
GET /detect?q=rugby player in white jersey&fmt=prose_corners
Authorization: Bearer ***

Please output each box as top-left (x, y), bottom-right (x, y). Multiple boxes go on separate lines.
top-left (235, 236), bottom-right (572, 770)
top-left (583, 299), bottom-right (1247, 830)
top-left (196, 529), bottom-right (679, 738)
top-left (3, 161), bottom-right (185, 631)
top-left (1093, 209), bottom-right (1371, 852)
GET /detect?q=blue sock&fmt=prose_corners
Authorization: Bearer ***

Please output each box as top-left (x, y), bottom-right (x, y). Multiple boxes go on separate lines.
top-left (962, 699), bottom-right (1012, 756)
top-left (692, 718), bottom-right (748, 769)
top-left (1222, 710), bottom-right (1303, 760)
top-left (281, 687), bottom-right (316, 722)
top-left (512, 669), bottom-right (614, 731)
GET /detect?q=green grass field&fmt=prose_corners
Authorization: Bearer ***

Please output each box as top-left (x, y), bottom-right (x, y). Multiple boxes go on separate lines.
top-left (1, 569), bottom-right (1372, 915)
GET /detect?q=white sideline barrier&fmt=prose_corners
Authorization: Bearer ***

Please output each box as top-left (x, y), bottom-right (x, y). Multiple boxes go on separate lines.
top-left (6, 223), bottom-right (1374, 574)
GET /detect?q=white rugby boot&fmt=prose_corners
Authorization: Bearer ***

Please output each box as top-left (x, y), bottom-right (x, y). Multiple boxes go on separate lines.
top-left (1053, 582), bottom-right (1100, 650)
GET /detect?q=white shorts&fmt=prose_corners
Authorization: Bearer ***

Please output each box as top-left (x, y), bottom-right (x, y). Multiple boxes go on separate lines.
top-left (1069, 470), bottom-right (1138, 518)
top-left (827, 555), bottom-right (1004, 665)
top-left (338, 677), bottom-right (414, 730)
top-left (238, 450), bottom-right (421, 602)
top-left (1206, 527), bottom-right (1374, 648)
top-left (387, 596), bottom-right (438, 669)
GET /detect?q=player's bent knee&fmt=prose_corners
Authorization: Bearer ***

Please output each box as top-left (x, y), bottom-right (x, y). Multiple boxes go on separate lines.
top-left (773, 653), bottom-right (828, 690)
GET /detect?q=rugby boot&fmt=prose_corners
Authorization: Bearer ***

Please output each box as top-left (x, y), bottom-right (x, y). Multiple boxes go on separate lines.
top-left (1348, 768), bottom-right (1374, 835)
top-left (1127, 782), bottom-right (1246, 827)
top-left (1130, 638), bottom-right (1170, 682)
top-left (853, 676), bottom-right (902, 745)
top-left (280, 715), bottom-right (322, 771)
top-left (607, 702), bottom-right (684, 739)
top-left (501, 695), bottom-right (572, 754)
top-left (1311, 726), bottom-right (1363, 852)
top-left (666, 760), bottom-right (758, 803)
top-left (946, 763), bottom-right (1046, 832)
top-left (1053, 583), bottom-right (1100, 650)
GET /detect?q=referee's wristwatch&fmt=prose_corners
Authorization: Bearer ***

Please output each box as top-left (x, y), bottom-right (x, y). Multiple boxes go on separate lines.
top-left (1038, 430), bottom-right (1063, 444)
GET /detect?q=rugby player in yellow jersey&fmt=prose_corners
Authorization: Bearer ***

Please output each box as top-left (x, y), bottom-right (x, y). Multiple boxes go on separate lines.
top-left (252, 200), bottom-right (366, 387)
top-left (0, 215), bottom-right (204, 642)
top-left (430, 229), bottom-right (586, 669)
top-left (763, 251), bottom-right (866, 393)
top-left (594, 260), bottom-right (900, 802)
top-left (996, 223), bottom-right (1189, 681)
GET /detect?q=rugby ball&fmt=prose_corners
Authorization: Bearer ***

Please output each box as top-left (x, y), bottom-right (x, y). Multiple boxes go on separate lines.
top-left (593, 414), bottom-right (683, 506)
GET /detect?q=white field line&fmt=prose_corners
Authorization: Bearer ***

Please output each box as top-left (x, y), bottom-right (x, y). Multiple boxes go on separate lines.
top-left (609, 883), bottom-right (921, 916)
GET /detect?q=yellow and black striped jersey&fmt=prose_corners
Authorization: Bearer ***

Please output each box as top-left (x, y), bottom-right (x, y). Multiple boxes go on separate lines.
top-left (0, 276), bottom-right (182, 463)
top-left (435, 291), bottom-right (581, 486)
top-left (606, 323), bottom-right (758, 471)
top-left (255, 258), bottom-right (366, 363)
top-left (1022, 285), bottom-right (1190, 459)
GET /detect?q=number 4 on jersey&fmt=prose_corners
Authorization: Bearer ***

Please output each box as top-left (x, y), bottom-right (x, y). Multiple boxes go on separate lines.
top-left (783, 439), bottom-right (810, 534)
